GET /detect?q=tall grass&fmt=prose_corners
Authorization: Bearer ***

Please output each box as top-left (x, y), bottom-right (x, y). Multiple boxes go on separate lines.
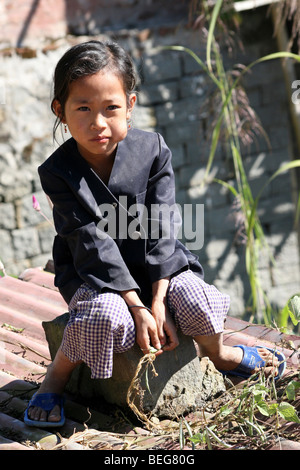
top-left (169, 0), bottom-right (300, 327)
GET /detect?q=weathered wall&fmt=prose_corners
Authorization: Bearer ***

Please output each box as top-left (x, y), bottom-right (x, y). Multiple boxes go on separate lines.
top-left (0, 0), bottom-right (189, 47)
top-left (0, 4), bottom-right (299, 318)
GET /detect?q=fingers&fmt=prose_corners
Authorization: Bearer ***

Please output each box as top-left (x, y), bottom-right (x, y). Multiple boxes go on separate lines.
top-left (157, 328), bottom-right (167, 350)
top-left (139, 332), bottom-right (179, 355)
top-left (161, 331), bottom-right (179, 352)
top-left (133, 304), bottom-right (179, 356)
top-left (136, 322), bottom-right (162, 355)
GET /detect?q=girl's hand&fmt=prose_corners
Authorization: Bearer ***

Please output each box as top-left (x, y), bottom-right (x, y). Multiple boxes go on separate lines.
top-left (151, 277), bottom-right (179, 353)
top-left (130, 306), bottom-right (162, 354)
top-left (121, 290), bottom-right (161, 353)
top-left (151, 298), bottom-right (179, 352)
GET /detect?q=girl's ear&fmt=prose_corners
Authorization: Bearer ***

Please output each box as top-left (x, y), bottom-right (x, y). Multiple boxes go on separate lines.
top-left (52, 99), bottom-right (66, 123)
top-left (127, 93), bottom-right (136, 118)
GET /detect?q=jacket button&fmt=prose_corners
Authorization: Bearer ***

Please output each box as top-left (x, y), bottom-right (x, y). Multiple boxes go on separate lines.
top-left (131, 230), bottom-right (142, 240)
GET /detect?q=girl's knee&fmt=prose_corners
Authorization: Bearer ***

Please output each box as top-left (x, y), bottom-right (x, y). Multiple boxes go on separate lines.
top-left (96, 293), bottom-right (134, 329)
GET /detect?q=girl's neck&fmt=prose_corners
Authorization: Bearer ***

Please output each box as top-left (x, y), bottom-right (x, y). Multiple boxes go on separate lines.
top-left (83, 146), bottom-right (117, 185)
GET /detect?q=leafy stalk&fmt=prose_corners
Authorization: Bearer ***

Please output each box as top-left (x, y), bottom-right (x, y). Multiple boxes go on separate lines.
top-left (166, 0), bottom-right (300, 323)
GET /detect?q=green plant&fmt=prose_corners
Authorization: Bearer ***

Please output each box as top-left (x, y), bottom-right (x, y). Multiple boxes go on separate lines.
top-left (0, 258), bottom-right (5, 277)
top-left (280, 294), bottom-right (300, 331)
top-left (168, 0), bottom-right (300, 325)
top-left (178, 373), bottom-right (300, 450)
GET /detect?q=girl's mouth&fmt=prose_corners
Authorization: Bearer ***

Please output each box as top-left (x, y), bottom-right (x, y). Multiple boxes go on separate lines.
top-left (91, 136), bottom-right (109, 142)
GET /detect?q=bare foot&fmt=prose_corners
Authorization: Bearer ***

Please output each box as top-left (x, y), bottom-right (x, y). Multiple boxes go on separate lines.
top-left (27, 349), bottom-right (80, 424)
top-left (248, 347), bottom-right (279, 377)
top-left (27, 401), bottom-right (62, 423)
top-left (194, 334), bottom-right (281, 378)
top-left (216, 345), bottom-right (280, 378)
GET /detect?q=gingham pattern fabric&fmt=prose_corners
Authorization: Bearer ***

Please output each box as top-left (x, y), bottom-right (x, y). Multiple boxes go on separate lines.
top-left (61, 285), bottom-right (136, 379)
top-left (167, 270), bottom-right (230, 337)
top-left (61, 270), bottom-right (230, 379)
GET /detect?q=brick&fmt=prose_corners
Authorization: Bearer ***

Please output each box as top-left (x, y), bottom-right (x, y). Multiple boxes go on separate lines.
top-left (133, 105), bottom-right (157, 130)
top-left (20, 191), bottom-right (53, 228)
top-left (179, 74), bottom-right (207, 99)
top-left (11, 227), bottom-right (40, 259)
top-left (0, 203), bottom-right (16, 230)
top-left (138, 82), bottom-right (178, 105)
top-left (170, 145), bottom-right (185, 169)
top-left (164, 121), bottom-right (202, 146)
top-left (188, 181), bottom-right (229, 209)
top-left (243, 61), bottom-right (284, 88)
top-left (156, 96), bottom-right (208, 126)
top-left (181, 47), bottom-right (206, 75)
top-left (207, 205), bottom-right (237, 235)
top-left (178, 161), bottom-right (225, 190)
top-left (257, 196), bottom-right (295, 224)
top-left (1, 0), bottom-right (66, 45)
top-left (142, 51), bottom-right (182, 84)
top-left (0, 230), bottom-right (14, 264)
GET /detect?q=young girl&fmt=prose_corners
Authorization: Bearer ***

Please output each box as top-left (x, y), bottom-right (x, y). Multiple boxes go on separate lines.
top-left (24, 40), bottom-right (284, 427)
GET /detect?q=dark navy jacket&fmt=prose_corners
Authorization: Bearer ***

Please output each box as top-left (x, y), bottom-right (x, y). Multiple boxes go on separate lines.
top-left (38, 128), bottom-right (203, 304)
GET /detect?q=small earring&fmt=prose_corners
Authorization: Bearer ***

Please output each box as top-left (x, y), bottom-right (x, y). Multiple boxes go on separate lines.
top-left (64, 124), bottom-right (68, 133)
top-left (127, 119), bottom-right (132, 129)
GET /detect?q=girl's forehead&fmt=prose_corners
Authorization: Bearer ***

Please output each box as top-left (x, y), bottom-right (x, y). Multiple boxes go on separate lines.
top-left (68, 70), bottom-right (126, 98)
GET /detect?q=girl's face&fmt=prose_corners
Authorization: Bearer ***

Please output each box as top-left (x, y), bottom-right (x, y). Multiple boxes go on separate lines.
top-left (53, 70), bottom-right (136, 165)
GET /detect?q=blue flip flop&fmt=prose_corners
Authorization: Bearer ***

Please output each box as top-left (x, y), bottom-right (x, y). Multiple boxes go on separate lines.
top-left (220, 344), bottom-right (286, 380)
top-left (24, 392), bottom-right (65, 428)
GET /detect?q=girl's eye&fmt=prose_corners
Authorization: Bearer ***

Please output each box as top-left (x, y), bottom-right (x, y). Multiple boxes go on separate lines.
top-left (78, 106), bottom-right (90, 111)
top-left (107, 105), bottom-right (119, 111)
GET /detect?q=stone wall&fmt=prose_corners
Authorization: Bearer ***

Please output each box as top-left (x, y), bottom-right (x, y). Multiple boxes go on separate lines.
top-left (0, 0), bottom-right (189, 47)
top-left (0, 4), bottom-right (299, 318)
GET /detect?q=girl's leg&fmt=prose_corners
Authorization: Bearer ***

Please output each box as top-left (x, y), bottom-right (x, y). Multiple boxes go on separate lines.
top-left (194, 332), bottom-right (279, 376)
top-left (167, 271), bottom-right (279, 377)
top-left (27, 348), bottom-right (81, 423)
top-left (28, 287), bottom-right (135, 424)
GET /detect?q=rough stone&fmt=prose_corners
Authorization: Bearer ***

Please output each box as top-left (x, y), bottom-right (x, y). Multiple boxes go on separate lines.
top-left (0, 203), bottom-right (16, 230)
top-left (138, 82), bottom-right (178, 106)
top-left (11, 227), bottom-right (40, 258)
top-left (42, 313), bottom-right (225, 418)
top-left (0, 230), bottom-right (14, 264)
top-left (142, 51), bottom-right (182, 84)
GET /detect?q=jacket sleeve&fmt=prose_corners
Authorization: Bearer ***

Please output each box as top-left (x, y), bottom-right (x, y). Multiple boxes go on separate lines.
top-left (38, 165), bottom-right (140, 295)
top-left (144, 134), bottom-right (189, 283)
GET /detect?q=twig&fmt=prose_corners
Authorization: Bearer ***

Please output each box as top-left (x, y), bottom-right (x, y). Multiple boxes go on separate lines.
top-left (126, 352), bottom-right (158, 429)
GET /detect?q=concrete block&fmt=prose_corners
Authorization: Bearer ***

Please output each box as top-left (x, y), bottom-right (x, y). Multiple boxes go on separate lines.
top-left (257, 196), bottom-right (295, 225)
top-left (42, 313), bottom-right (225, 418)
top-left (138, 82), bottom-right (178, 105)
top-left (133, 105), bottom-right (157, 130)
top-left (155, 97), bottom-right (205, 126)
top-left (182, 48), bottom-right (206, 75)
top-left (0, 203), bottom-right (16, 230)
top-left (164, 121), bottom-right (201, 146)
top-left (179, 75), bottom-right (207, 99)
top-left (170, 145), bottom-right (185, 169)
top-left (142, 51), bottom-right (182, 84)
top-left (11, 227), bottom-right (40, 259)
top-left (0, 230), bottom-right (14, 264)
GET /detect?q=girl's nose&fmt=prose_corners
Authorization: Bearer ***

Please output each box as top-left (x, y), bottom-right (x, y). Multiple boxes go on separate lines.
top-left (91, 113), bottom-right (107, 130)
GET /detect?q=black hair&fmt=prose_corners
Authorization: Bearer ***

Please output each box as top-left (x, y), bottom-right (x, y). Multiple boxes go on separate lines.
top-left (51, 40), bottom-right (137, 138)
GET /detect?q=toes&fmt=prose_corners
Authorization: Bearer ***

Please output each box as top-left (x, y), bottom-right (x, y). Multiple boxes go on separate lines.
top-left (256, 348), bottom-right (279, 376)
top-left (28, 405), bottom-right (61, 423)
top-left (28, 406), bottom-right (47, 422)
top-left (48, 405), bottom-right (61, 422)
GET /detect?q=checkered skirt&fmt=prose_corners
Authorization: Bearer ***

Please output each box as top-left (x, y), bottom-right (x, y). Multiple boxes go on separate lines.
top-left (60, 270), bottom-right (230, 379)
